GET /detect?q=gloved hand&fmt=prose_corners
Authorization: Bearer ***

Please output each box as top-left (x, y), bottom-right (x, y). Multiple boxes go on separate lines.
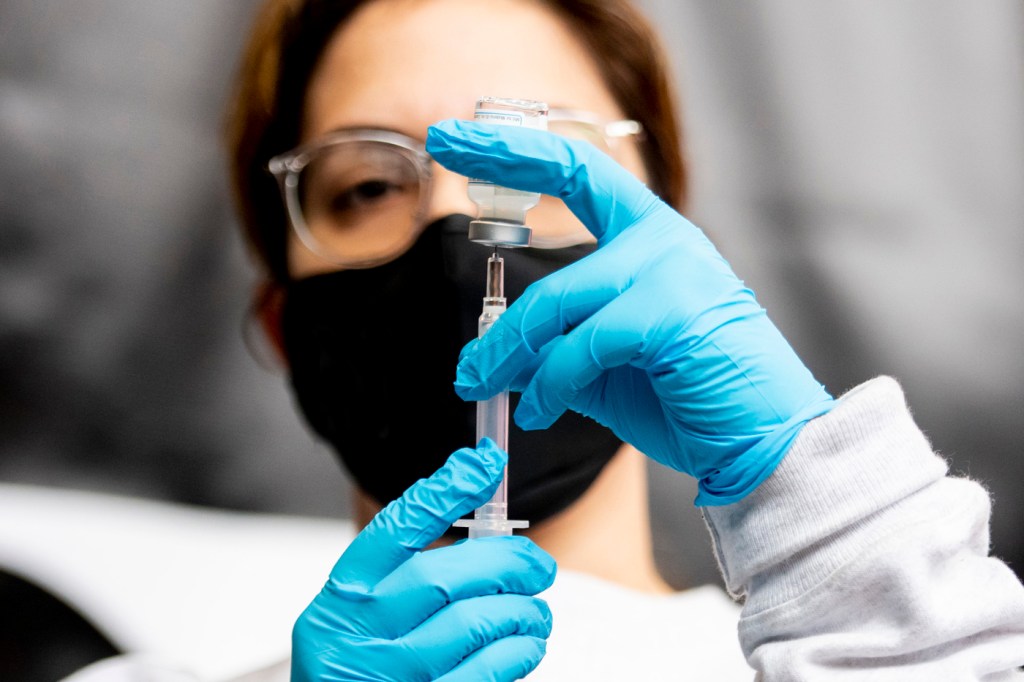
top-left (292, 439), bottom-right (556, 681)
top-left (427, 120), bottom-right (834, 506)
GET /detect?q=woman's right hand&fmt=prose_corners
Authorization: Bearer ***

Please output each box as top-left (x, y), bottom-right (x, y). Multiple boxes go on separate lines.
top-left (291, 439), bottom-right (555, 682)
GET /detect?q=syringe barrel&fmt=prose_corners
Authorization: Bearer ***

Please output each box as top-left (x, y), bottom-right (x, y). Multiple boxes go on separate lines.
top-left (453, 252), bottom-right (528, 538)
top-left (478, 257), bottom-right (507, 441)
top-left (476, 254), bottom-right (509, 519)
top-left (475, 361), bottom-right (508, 451)
top-left (476, 386), bottom-right (509, 520)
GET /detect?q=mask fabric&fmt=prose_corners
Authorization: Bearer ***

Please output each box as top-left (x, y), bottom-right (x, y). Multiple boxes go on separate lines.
top-left (281, 214), bottom-right (623, 525)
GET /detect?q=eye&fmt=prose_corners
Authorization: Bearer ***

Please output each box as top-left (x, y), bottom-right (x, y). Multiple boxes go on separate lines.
top-left (329, 179), bottom-right (403, 213)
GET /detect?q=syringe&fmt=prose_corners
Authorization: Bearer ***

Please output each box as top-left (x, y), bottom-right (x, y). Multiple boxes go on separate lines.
top-left (453, 251), bottom-right (529, 539)
top-left (455, 96), bottom-right (546, 539)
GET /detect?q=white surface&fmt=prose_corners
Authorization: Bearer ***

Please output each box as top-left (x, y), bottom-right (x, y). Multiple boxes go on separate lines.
top-left (0, 482), bottom-right (751, 681)
top-left (0, 484), bottom-right (353, 681)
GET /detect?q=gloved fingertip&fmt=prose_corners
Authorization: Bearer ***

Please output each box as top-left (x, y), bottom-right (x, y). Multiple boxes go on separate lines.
top-left (516, 636), bottom-right (549, 676)
top-left (535, 599), bottom-right (554, 635)
top-left (475, 435), bottom-right (501, 457)
top-left (513, 400), bottom-right (559, 431)
top-left (542, 553), bottom-right (558, 587)
top-left (532, 554), bottom-right (558, 591)
top-left (425, 119), bottom-right (468, 155)
top-left (509, 533), bottom-right (557, 576)
top-left (451, 440), bottom-right (504, 469)
top-left (453, 377), bottom-right (488, 401)
top-left (535, 636), bottom-right (548, 655)
top-left (437, 447), bottom-right (505, 511)
top-left (454, 358), bottom-right (494, 400)
top-left (457, 338), bottom-right (480, 363)
top-left (475, 437), bottom-right (508, 475)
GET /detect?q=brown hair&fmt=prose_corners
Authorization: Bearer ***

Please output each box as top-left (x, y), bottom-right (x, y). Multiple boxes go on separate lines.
top-left (225, 0), bottom-right (687, 283)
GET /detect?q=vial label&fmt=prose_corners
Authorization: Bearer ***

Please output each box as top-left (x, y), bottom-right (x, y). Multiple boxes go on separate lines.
top-left (469, 107), bottom-right (546, 190)
top-left (475, 111), bottom-right (524, 126)
top-left (474, 109), bottom-right (546, 131)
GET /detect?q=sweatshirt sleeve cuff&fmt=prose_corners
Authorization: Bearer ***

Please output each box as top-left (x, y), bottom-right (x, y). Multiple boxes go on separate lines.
top-left (702, 376), bottom-right (948, 613)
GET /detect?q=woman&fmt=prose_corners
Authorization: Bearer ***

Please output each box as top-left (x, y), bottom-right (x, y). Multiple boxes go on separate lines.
top-left (225, 0), bottom-right (1024, 679)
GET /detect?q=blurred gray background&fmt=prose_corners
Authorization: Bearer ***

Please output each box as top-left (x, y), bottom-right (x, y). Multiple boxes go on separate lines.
top-left (1, 0), bottom-right (1021, 589)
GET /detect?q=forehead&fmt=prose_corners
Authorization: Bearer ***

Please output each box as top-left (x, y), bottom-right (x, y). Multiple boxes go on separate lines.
top-left (302, 0), bottom-right (624, 141)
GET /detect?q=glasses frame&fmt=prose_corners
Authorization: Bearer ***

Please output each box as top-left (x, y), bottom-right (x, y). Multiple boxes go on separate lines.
top-left (267, 111), bottom-right (643, 266)
top-left (268, 128), bottom-right (434, 268)
top-left (548, 108), bottom-right (644, 143)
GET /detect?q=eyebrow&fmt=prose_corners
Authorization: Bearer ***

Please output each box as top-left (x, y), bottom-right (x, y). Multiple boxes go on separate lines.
top-left (317, 123), bottom-right (425, 143)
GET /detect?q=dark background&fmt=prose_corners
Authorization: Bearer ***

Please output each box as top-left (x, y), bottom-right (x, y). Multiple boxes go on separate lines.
top-left (2, 0), bottom-right (1021, 589)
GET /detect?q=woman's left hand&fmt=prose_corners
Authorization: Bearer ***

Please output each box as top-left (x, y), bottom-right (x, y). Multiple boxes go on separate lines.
top-left (428, 120), bottom-right (833, 505)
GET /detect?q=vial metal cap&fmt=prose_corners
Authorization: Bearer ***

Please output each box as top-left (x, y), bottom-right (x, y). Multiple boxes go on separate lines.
top-left (468, 219), bottom-right (533, 248)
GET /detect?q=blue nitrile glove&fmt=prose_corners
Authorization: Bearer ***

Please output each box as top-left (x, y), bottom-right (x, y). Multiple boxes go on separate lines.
top-left (427, 120), bottom-right (834, 506)
top-left (292, 439), bottom-right (555, 681)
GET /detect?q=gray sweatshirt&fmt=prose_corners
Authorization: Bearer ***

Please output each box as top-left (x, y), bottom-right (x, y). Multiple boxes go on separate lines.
top-left (705, 376), bottom-right (1024, 678)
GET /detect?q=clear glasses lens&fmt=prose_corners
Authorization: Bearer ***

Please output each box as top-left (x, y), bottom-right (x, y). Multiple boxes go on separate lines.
top-left (289, 141), bottom-right (427, 266)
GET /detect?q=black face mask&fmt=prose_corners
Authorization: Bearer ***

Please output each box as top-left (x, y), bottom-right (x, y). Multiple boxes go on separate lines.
top-left (281, 214), bottom-right (622, 525)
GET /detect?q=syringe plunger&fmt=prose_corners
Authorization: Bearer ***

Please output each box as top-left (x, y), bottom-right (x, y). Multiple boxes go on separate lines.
top-left (486, 253), bottom-right (504, 299)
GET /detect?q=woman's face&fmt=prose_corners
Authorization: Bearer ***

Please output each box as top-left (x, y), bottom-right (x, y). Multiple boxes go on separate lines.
top-left (291, 0), bottom-right (647, 278)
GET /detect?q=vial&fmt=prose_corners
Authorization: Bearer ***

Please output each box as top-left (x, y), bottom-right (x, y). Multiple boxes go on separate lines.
top-left (467, 97), bottom-right (549, 247)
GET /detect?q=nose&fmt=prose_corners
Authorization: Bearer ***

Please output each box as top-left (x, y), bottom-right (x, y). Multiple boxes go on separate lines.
top-left (425, 162), bottom-right (478, 221)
